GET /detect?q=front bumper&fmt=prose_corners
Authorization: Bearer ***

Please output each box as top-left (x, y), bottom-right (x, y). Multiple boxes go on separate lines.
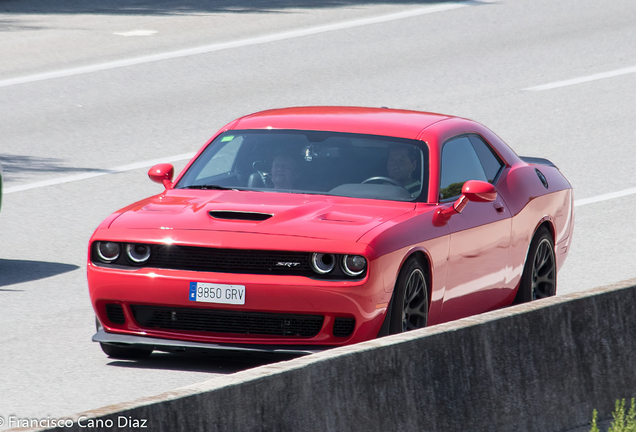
top-left (88, 263), bottom-right (390, 347)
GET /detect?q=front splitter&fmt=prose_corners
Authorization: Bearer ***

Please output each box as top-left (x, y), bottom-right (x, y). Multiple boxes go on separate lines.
top-left (93, 329), bottom-right (327, 355)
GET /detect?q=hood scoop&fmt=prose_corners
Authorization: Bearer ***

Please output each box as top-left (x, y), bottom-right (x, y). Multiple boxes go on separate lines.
top-left (209, 211), bottom-right (273, 222)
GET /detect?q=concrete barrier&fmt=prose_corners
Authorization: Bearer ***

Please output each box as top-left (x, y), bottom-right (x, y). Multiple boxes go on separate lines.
top-left (14, 278), bottom-right (636, 432)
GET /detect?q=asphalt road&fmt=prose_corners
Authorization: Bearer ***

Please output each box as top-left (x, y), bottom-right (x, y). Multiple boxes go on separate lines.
top-left (1, 0), bottom-right (636, 427)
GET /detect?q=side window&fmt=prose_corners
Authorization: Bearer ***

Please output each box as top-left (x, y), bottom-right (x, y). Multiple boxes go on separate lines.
top-left (439, 137), bottom-right (488, 200)
top-left (469, 135), bottom-right (504, 183)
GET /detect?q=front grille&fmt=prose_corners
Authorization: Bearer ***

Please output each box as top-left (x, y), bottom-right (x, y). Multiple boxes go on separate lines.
top-left (105, 304), bottom-right (126, 324)
top-left (333, 318), bottom-right (355, 337)
top-left (147, 245), bottom-right (312, 275)
top-left (131, 305), bottom-right (324, 338)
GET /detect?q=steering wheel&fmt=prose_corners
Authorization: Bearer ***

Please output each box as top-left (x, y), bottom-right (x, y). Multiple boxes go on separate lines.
top-left (361, 176), bottom-right (403, 187)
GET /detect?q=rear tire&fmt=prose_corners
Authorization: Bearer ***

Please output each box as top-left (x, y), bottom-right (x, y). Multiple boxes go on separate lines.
top-left (515, 226), bottom-right (556, 303)
top-left (389, 257), bottom-right (429, 334)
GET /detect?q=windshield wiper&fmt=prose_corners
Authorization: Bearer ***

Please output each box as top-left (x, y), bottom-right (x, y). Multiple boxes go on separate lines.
top-left (181, 185), bottom-right (240, 190)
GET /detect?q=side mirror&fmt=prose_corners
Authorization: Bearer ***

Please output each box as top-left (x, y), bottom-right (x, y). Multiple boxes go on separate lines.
top-left (148, 163), bottom-right (174, 189)
top-left (433, 180), bottom-right (497, 226)
top-left (461, 180), bottom-right (497, 203)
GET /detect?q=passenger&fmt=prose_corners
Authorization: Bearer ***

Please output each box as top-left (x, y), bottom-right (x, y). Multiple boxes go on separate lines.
top-left (387, 146), bottom-right (421, 197)
top-left (271, 154), bottom-right (301, 189)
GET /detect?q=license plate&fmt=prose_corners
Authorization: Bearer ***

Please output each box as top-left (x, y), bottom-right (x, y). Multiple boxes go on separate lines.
top-left (189, 282), bottom-right (245, 305)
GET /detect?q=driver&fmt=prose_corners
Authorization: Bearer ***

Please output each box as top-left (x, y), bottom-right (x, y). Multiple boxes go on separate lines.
top-left (271, 153), bottom-right (301, 189)
top-left (387, 146), bottom-right (421, 197)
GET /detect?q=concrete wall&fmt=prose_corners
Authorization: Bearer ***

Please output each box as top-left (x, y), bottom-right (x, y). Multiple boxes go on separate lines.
top-left (21, 278), bottom-right (636, 432)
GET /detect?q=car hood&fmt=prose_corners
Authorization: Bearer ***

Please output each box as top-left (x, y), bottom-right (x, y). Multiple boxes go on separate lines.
top-left (109, 190), bottom-right (416, 243)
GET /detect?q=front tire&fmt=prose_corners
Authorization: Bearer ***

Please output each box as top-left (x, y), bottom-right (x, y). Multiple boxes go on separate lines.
top-left (96, 318), bottom-right (152, 360)
top-left (99, 343), bottom-right (153, 360)
top-left (389, 257), bottom-right (429, 334)
top-left (515, 226), bottom-right (556, 303)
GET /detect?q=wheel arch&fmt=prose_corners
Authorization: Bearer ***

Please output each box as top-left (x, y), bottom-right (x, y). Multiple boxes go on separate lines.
top-left (518, 218), bottom-right (555, 284)
top-left (535, 217), bottom-right (556, 243)
top-left (376, 248), bottom-right (432, 337)
top-left (407, 250), bottom-right (432, 306)
top-left (513, 218), bottom-right (557, 303)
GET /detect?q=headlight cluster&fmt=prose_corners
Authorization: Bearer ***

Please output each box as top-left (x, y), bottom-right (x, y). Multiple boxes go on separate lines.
top-left (310, 253), bottom-right (367, 277)
top-left (94, 242), bottom-right (151, 265)
top-left (96, 241), bottom-right (121, 262)
top-left (92, 242), bottom-right (367, 279)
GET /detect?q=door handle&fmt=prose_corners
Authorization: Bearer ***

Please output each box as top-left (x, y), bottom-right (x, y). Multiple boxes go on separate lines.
top-left (493, 202), bottom-right (505, 214)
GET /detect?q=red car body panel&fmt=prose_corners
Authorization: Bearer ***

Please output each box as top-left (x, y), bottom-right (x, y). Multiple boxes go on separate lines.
top-left (109, 191), bottom-right (415, 242)
top-left (88, 107), bottom-right (574, 352)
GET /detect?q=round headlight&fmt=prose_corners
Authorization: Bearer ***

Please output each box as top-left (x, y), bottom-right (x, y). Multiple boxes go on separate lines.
top-left (96, 242), bottom-right (120, 262)
top-left (126, 244), bottom-right (151, 264)
top-left (310, 253), bottom-right (336, 274)
top-left (342, 255), bottom-right (367, 277)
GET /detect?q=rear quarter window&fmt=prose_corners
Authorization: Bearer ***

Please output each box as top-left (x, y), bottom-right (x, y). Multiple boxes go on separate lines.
top-left (468, 135), bottom-right (504, 183)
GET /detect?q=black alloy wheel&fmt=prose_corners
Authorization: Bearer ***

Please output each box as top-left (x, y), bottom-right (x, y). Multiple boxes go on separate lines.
top-left (515, 226), bottom-right (556, 303)
top-left (389, 257), bottom-right (428, 334)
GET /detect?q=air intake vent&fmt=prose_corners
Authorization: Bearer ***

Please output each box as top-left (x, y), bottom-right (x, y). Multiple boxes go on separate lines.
top-left (333, 318), bottom-right (355, 337)
top-left (131, 305), bottom-right (324, 337)
top-left (105, 304), bottom-right (126, 325)
top-left (209, 211), bottom-right (272, 221)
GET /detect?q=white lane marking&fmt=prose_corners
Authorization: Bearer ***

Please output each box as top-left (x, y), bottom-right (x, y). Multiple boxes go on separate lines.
top-left (525, 65), bottom-right (636, 91)
top-left (574, 187), bottom-right (636, 207)
top-left (3, 152), bottom-right (195, 194)
top-left (0, 2), bottom-right (475, 88)
top-left (114, 30), bottom-right (158, 37)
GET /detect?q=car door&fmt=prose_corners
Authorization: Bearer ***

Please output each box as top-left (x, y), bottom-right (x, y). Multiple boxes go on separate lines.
top-left (437, 135), bottom-right (512, 323)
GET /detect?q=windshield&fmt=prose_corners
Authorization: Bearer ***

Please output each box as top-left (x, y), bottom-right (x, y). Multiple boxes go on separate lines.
top-left (176, 130), bottom-right (429, 202)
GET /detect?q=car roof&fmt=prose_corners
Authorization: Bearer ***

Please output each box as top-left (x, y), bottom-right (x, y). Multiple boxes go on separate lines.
top-left (231, 106), bottom-right (454, 140)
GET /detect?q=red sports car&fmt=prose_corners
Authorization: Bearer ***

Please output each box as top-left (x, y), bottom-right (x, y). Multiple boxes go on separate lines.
top-left (88, 107), bottom-right (573, 359)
